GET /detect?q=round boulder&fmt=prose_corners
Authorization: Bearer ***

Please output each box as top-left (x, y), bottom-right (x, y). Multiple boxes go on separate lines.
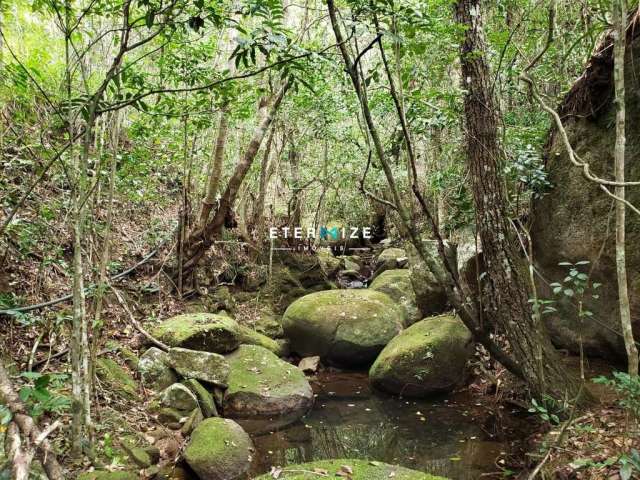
top-left (369, 269), bottom-right (420, 325)
top-left (282, 289), bottom-right (405, 367)
top-left (223, 345), bottom-right (313, 433)
top-left (184, 418), bottom-right (254, 480)
top-left (370, 314), bottom-right (473, 397)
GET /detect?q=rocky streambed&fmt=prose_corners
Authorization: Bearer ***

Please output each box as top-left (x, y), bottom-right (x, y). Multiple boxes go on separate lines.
top-left (83, 245), bottom-right (532, 480)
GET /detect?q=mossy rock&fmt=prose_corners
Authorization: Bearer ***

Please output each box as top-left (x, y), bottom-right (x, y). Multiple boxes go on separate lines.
top-left (95, 358), bottom-right (138, 400)
top-left (405, 240), bottom-right (456, 316)
top-left (77, 472), bottom-right (139, 480)
top-left (370, 315), bottom-right (473, 397)
top-left (138, 347), bottom-right (177, 391)
top-left (374, 247), bottom-right (407, 275)
top-left (157, 407), bottom-right (189, 425)
top-left (252, 459), bottom-right (447, 479)
top-left (160, 383), bottom-right (199, 411)
top-left (282, 289), bottom-right (405, 367)
top-left (182, 378), bottom-right (217, 418)
top-left (370, 269), bottom-right (420, 325)
top-left (252, 307), bottom-right (284, 339)
top-left (238, 325), bottom-right (285, 356)
top-left (183, 418), bottom-right (254, 480)
top-left (150, 313), bottom-right (241, 353)
top-left (167, 347), bottom-right (230, 387)
top-left (211, 286), bottom-right (236, 313)
top-left (121, 438), bottom-right (158, 468)
top-left (223, 345), bottom-right (314, 433)
top-left (317, 248), bottom-right (344, 277)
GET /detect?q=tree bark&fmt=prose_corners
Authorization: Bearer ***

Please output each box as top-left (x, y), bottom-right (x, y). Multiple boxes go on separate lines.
top-left (454, 0), bottom-right (582, 399)
top-left (613, 0), bottom-right (639, 377)
top-left (327, 0), bottom-right (524, 379)
top-left (251, 122), bottom-right (276, 241)
top-left (198, 107), bottom-right (230, 229)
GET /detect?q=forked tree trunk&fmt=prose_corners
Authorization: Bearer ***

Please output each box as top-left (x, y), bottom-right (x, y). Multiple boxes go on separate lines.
top-left (612, 0), bottom-right (639, 377)
top-left (181, 82), bottom-right (290, 273)
top-left (455, 0), bottom-right (583, 399)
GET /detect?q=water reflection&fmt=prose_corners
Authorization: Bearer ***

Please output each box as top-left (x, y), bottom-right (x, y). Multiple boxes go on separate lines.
top-left (250, 372), bottom-right (526, 480)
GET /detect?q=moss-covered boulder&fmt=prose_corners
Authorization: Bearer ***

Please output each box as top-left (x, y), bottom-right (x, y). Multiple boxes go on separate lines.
top-left (160, 383), bottom-right (199, 411)
top-left (317, 248), bottom-right (344, 277)
top-left (406, 240), bottom-right (456, 316)
top-left (151, 313), bottom-right (241, 353)
top-left (168, 347), bottom-right (230, 387)
top-left (374, 247), bottom-right (408, 275)
top-left (252, 459), bottom-right (447, 479)
top-left (182, 378), bottom-right (217, 418)
top-left (252, 307), bottom-right (284, 339)
top-left (370, 315), bottom-right (473, 397)
top-left (183, 418), bottom-right (254, 480)
top-left (138, 347), bottom-right (177, 391)
top-left (77, 472), bottom-right (138, 480)
top-left (96, 358), bottom-right (138, 400)
top-left (238, 325), bottom-right (286, 356)
top-left (282, 289), bottom-right (405, 367)
top-left (223, 345), bottom-right (313, 432)
top-left (370, 269), bottom-right (420, 325)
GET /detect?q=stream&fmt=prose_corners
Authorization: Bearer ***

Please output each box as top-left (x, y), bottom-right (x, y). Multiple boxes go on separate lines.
top-left (247, 371), bottom-right (530, 479)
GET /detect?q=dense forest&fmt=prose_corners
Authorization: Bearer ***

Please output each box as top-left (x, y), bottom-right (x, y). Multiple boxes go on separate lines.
top-left (1, 0), bottom-right (640, 478)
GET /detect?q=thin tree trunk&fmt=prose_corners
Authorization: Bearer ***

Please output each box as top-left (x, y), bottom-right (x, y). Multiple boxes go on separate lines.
top-left (613, 0), bottom-right (638, 377)
top-left (454, 0), bottom-right (582, 399)
top-left (327, 0), bottom-right (523, 378)
top-left (252, 122), bottom-right (276, 241)
top-left (198, 107), bottom-right (230, 229)
top-left (182, 82), bottom-right (290, 272)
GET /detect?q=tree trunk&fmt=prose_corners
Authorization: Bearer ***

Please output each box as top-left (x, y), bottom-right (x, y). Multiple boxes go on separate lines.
top-left (613, 0), bottom-right (638, 377)
top-left (287, 137), bottom-right (302, 231)
top-left (182, 82), bottom-right (290, 273)
top-left (252, 123), bottom-right (276, 241)
top-left (198, 107), bottom-right (230, 229)
top-left (455, 0), bottom-right (582, 399)
top-left (327, 0), bottom-right (523, 379)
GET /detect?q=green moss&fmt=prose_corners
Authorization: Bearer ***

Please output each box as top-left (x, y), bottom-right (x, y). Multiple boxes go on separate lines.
top-left (252, 459), bottom-right (448, 479)
top-left (183, 418), bottom-right (253, 479)
top-left (282, 289), bottom-right (405, 366)
top-left (150, 313), bottom-right (240, 353)
top-left (370, 269), bottom-right (420, 325)
top-left (95, 358), bottom-right (138, 400)
top-left (237, 325), bottom-right (285, 355)
top-left (370, 314), bottom-right (472, 397)
top-left (77, 471), bottom-right (139, 480)
top-left (182, 378), bottom-right (217, 418)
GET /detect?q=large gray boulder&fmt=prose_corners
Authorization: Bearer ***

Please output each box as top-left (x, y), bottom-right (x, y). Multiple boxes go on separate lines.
top-left (370, 315), bottom-right (473, 397)
top-left (531, 35), bottom-right (640, 360)
top-left (282, 289), bottom-right (405, 367)
top-left (183, 418), bottom-right (254, 480)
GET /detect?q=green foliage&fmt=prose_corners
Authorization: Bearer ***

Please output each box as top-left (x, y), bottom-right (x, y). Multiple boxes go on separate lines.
top-left (528, 395), bottom-right (566, 425)
top-left (593, 372), bottom-right (640, 418)
top-left (18, 372), bottom-right (71, 418)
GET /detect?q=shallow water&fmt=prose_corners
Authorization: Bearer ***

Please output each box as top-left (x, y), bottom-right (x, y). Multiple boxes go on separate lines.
top-left (248, 371), bottom-right (529, 479)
